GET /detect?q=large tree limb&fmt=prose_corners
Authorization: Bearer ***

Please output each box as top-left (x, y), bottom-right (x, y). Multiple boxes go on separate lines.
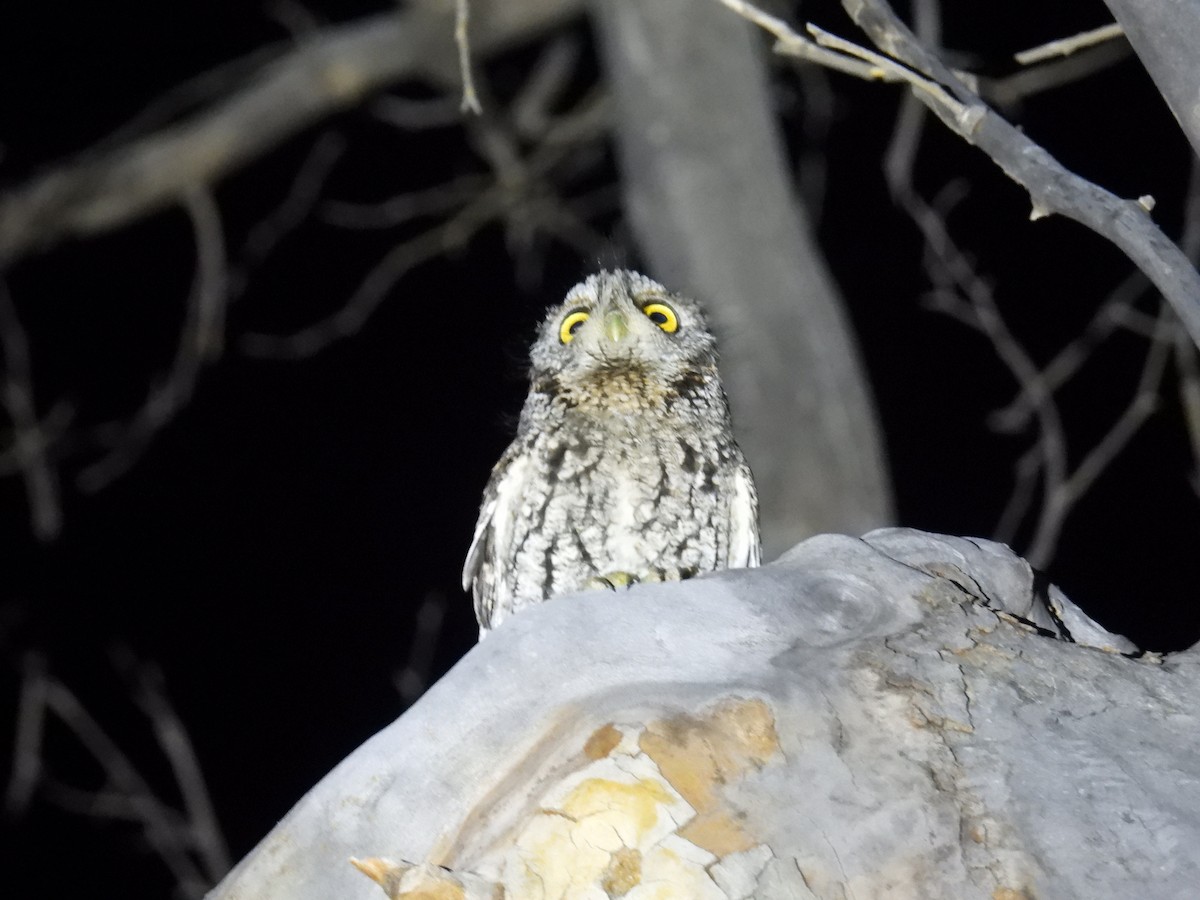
top-left (589, 0), bottom-right (894, 555)
top-left (0, 0), bottom-right (583, 265)
top-left (208, 529), bottom-right (1200, 899)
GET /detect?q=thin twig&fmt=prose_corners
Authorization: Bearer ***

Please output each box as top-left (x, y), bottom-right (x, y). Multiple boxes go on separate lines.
top-left (0, 1), bottom-right (585, 263)
top-left (41, 675), bottom-right (208, 892)
top-left (899, 170), bottom-right (1169, 563)
top-left (512, 36), bottom-right (582, 139)
top-left (1176, 329), bottom-right (1200, 493)
top-left (370, 93), bottom-right (465, 130)
top-left (241, 197), bottom-right (496, 359)
top-left (455, 0), bottom-right (483, 114)
top-left (989, 269), bottom-right (1151, 433)
top-left (1026, 304), bottom-right (1171, 564)
top-left (716, 0), bottom-right (1200, 349)
top-left (5, 653), bottom-right (50, 814)
top-left (117, 651), bottom-right (232, 880)
top-left (395, 592), bottom-right (448, 705)
top-left (228, 131), bottom-right (347, 300)
top-left (842, 0), bottom-right (1200, 347)
top-left (322, 175), bottom-right (490, 230)
top-left (982, 38), bottom-right (1132, 108)
top-left (993, 446), bottom-right (1042, 545)
top-left (1174, 158), bottom-right (1200, 490)
top-left (0, 278), bottom-right (65, 540)
top-left (1014, 23), bottom-right (1124, 66)
top-left (266, 0), bottom-right (323, 38)
top-left (78, 188), bottom-right (227, 492)
top-left (716, 0), bottom-right (899, 81)
top-left (252, 84), bottom-right (612, 358)
top-left (808, 22), bottom-right (971, 120)
top-left (898, 167), bottom-right (1071, 563)
top-left (6, 654), bottom-right (230, 897)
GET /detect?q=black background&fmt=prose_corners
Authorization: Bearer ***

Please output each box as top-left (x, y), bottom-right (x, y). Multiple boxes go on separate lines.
top-left (2, 2), bottom-right (1197, 897)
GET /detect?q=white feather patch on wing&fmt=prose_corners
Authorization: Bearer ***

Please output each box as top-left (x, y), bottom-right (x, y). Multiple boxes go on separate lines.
top-left (462, 453), bottom-right (532, 605)
top-left (727, 464), bottom-right (761, 569)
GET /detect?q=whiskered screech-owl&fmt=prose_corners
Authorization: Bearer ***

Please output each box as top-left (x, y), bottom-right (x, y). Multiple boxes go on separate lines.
top-left (463, 270), bottom-right (760, 636)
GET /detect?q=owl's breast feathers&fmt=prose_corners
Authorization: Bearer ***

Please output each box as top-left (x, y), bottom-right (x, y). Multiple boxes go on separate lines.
top-left (464, 375), bottom-right (758, 633)
top-left (532, 361), bottom-right (718, 416)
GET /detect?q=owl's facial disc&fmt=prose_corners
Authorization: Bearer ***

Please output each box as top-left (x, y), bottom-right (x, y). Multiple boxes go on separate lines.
top-left (558, 285), bottom-right (678, 357)
top-left (530, 271), bottom-right (719, 409)
top-left (564, 298), bottom-right (672, 372)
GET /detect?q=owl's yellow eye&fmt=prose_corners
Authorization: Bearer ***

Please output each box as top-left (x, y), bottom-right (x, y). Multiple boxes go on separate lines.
top-left (642, 302), bottom-right (679, 333)
top-left (559, 309), bottom-right (590, 343)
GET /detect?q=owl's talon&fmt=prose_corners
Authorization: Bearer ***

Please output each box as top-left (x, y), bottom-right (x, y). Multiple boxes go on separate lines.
top-left (586, 571), bottom-right (639, 591)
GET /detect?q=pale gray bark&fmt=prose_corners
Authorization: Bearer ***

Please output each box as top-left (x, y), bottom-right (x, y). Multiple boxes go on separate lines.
top-left (1102, 0), bottom-right (1200, 160)
top-left (589, 0), bottom-right (893, 557)
top-left (208, 529), bottom-right (1198, 900)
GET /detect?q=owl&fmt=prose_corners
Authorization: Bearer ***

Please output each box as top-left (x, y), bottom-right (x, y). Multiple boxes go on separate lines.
top-left (463, 270), bottom-right (760, 636)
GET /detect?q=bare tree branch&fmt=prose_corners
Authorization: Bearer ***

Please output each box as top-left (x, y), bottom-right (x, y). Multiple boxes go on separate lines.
top-left (1176, 328), bottom-right (1200, 494)
top-left (369, 94), bottom-right (465, 130)
top-left (6, 653), bottom-right (228, 898)
top-left (511, 35), bottom-right (582, 139)
top-left (394, 592), bottom-right (448, 705)
top-left (241, 200), bottom-right (491, 359)
top-left (0, 0), bottom-right (584, 265)
top-left (0, 279), bottom-right (65, 539)
top-left (321, 175), bottom-right (490, 230)
top-left (78, 188), bottom-right (227, 492)
top-left (912, 179), bottom-right (1170, 565)
top-left (714, 0), bottom-right (894, 81)
top-left (454, 0), bottom-right (483, 114)
top-left (228, 131), bottom-right (348, 300)
top-left (1014, 23), bottom-right (1124, 66)
top-left (981, 37), bottom-right (1132, 109)
top-left (1174, 160), bottom-right (1200, 492)
top-left (989, 270), bottom-right (1151, 435)
top-left (265, 0), bottom-right (323, 38)
top-left (879, 0), bottom-right (1174, 565)
top-left (842, 0), bottom-right (1200, 346)
top-left (245, 88), bottom-right (612, 358)
top-left (719, 0), bottom-right (1200, 352)
top-left (5, 653), bottom-right (50, 814)
top-left (115, 649), bottom-right (231, 879)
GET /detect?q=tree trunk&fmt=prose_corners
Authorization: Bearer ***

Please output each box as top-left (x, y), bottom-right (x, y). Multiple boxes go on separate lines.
top-left (588, 0), bottom-right (893, 557)
top-left (1102, 0), bottom-right (1200, 160)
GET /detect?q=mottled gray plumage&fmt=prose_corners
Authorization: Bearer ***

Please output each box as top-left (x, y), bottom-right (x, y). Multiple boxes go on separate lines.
top-left (463, 270), bottom-right (760, 635)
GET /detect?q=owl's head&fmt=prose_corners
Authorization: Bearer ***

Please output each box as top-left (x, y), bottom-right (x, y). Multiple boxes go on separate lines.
top-left (529, 271), bottom-right (719, 408)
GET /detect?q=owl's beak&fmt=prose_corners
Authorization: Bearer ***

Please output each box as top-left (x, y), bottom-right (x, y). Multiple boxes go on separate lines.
top-left (604, 311), bottom-right (629, 343)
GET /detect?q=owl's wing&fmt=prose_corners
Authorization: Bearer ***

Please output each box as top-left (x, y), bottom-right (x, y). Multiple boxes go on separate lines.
top-left (727, 461), bottom-right (762, 568)
top-left (463, 448), bottom-right (531, 631)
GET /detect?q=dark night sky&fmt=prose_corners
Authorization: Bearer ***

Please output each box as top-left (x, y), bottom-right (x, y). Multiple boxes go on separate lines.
top-left (2, 2), bottom-right (1198, 897)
